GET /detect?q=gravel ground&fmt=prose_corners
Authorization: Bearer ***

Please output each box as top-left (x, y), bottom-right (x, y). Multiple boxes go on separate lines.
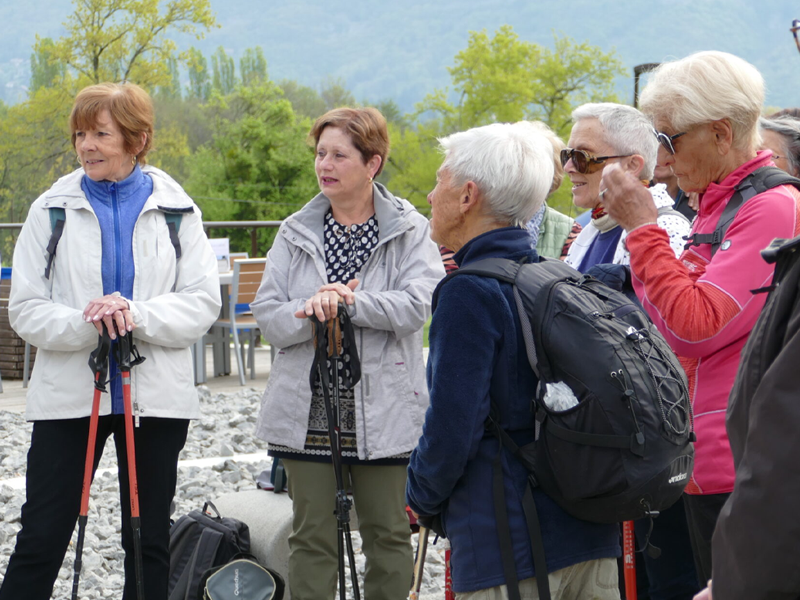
top-left (0, 386), bottom-right (448, 599)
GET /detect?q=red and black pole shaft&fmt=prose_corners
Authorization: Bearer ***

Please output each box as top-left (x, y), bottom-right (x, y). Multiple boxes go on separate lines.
top-left (116, 333), bottom-right (147, 600)
top-left (72, 326), bottom-right (111, 600)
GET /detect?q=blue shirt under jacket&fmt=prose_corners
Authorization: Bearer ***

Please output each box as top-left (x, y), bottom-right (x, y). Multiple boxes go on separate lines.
top-left (82, 165), bottom-right (152, 413)
top-left (407, 226), bottom-right (619, 593)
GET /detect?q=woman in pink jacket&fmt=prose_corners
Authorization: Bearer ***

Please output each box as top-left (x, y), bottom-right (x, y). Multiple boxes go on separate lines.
top-left (599, 51), bottom-right (800, 589)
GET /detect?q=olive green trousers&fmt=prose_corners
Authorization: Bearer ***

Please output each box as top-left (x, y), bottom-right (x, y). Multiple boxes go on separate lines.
top-left (282, 459), bottom-right (413, 600)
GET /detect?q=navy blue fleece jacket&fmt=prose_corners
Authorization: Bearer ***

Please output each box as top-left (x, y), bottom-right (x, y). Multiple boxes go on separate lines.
top-left (407, 226), bottom-right (619, 593)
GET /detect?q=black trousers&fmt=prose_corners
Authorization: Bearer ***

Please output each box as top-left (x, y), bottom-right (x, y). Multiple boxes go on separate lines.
top-left (0, 416), bottom-right (189, 600)
top-left (634, 495), bottom-right (700, 600)
top-left (683, 492), bottom-right (730, 587)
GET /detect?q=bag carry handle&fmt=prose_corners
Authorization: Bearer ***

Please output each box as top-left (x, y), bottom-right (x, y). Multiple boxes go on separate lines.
top-left (202, 500), bottom-right (222, 520)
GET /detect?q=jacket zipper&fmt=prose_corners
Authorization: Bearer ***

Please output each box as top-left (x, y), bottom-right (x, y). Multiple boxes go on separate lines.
top-left (111, 183), bottom-right (140, 427)
top-left (358, 327), bottom-right (369, 459)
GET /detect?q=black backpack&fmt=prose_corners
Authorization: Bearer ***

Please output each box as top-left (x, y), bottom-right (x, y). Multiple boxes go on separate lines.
top-left (434, 257), bottom-right (694, 600)
top-left (168, 501), bottom-right (251, 600)
top-left (683, 166), bottom-right (800, 257)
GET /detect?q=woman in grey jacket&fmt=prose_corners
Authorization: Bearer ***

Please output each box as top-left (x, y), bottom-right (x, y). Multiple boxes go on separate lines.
top-left (252, 107), bottom-right (444, 599)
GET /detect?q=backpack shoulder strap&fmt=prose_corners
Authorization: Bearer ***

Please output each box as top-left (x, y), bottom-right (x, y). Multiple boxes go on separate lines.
top-left (430, 257), bottom-right (521, 311)
top-left (684, 167), bottom-right (800, 257)
top-left (183, 527), bottom-right (224, 600)
top-left (44, 207), bottom-right (66, 279)
top-left (486, 406), bottom-right (552, 600)
top-left (158, 205), bottom-right (194, 261)
top-left (163, 213), bottom-right (183, 260)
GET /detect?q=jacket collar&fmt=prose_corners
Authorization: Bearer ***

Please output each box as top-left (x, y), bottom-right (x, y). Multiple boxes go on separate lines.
top-left (81, 164), bottom-right (148, 204)
top-left (454, 226), bottom-right (537, 268)
top-left (698, 151), bottom-right (773, 217)
top-left (42, 165), bottom-right (192, 212)
top-left (283, 182), bottom-right (416, 251)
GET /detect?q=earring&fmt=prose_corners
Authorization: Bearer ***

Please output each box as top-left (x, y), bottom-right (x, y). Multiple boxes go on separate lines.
top-left (368, 176), bottom-right (373, 183)
top-left (132, 156), bottom-right (136, 166)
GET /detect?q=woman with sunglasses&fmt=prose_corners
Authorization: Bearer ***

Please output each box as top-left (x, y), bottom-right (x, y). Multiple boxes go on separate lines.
top-left (562, 102), bottom-right (698, 600)
top-left (599, 51), bottom-right (800, 600)
top-left (562, 102), bottom-right (690, 273)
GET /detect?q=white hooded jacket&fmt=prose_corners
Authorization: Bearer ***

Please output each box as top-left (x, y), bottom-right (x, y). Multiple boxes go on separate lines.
top-left (565, 183), bottom-right (691, 268)
top-left (9, 166), bottom-right (221, 421)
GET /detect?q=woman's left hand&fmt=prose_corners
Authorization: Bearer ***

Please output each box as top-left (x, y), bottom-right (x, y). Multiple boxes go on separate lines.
top-left (295, 279), bottom-right (359, 321)
top-left (83, 294), bottom-right (135, 339)
top-left (600, 162), bottom-right (659, 231)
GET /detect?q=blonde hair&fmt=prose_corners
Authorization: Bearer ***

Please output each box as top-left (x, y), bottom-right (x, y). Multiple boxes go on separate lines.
top-left (522, 121), bottom-right (566, 196)
top-left (70, 82), bottom-right (154, 164)
top-left (639, 51), bottom-right (763, 153)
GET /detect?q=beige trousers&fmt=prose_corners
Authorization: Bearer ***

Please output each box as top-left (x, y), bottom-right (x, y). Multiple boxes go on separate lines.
top-left (457, 557), bottom-right (620, 600)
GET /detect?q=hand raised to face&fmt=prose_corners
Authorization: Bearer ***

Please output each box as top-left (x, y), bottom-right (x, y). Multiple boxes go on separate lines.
top-left (599, 163), bottom-right (659, 231)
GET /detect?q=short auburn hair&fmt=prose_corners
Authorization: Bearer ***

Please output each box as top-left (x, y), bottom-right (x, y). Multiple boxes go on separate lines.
top-left (309, 107), bottom-right (390, 176)
top-left (69, 82), bottom-right (154, 164)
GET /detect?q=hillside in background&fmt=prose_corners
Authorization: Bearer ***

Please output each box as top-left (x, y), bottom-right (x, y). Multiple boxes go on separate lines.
top-left (1, 0), bottom-right (799, 111)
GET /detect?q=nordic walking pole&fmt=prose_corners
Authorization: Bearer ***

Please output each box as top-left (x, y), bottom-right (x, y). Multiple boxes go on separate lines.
top-left (117, 333), bottom-right (147, 600)
top-left (623, 520), bottom-right (637, 600)
top-left (72, 325), bottom-right (112, 600)
top-left (310, 310), bottom-right (361, 600)
top-left (409, 526), bottom-right (430, 600)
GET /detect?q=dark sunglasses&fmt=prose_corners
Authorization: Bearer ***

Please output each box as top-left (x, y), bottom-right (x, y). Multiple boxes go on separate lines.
top-left (792, 19), bottom-right (800, 55)
top-left (560, 148), bottom-right (631, 174)
top-left (654, 130), bottom-right (687, 155)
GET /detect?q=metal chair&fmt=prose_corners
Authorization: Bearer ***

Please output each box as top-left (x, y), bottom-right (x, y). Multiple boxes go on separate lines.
top-left (213, 258), bottom-right (266, 386)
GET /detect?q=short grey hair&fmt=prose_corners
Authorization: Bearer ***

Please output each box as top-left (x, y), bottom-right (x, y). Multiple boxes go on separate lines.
top-left (639, 51), bottom-right (764, 153)
top-left (437, 122), bottom-right (555, 227)
top-left (571, 103), bottom-right (659, 180)
top-left (760, 117), bottom-right (800, 177)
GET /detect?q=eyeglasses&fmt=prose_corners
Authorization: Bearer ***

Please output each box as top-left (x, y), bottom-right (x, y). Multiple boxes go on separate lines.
top-left (792, 19), bottom-right (800, 55)
top-left (654, 130), bottom-right (687, 155)
top-left (560, 148), bottom-right (631, 174)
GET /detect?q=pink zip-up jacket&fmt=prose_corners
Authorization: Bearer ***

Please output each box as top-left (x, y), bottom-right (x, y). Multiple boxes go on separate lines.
top-left (626, 152), bottom-right (800, 495)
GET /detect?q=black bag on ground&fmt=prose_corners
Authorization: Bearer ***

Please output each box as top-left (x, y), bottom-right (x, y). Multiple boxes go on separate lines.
top-left (433, 257), bottom-right (695, 600)
top-left (199, 553), bottom-right (285, 600)
top-left (168, 500), bottom-right (251, 600)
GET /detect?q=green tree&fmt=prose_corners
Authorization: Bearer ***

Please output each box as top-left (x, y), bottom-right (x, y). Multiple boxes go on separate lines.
top-left (373, 99), bottom-right (407, 128)
top-left (0, 86), bottom-right (76, 258)
top-left (0, 0), bottom-right (217, 247)
top-left (389, 26), bottom-right (625, 214)
top-left (320, 76), bottom-right (356, 110)
top-left (46, 0), bottom-right (218, 89)
top-left (240, 47), bottom-right (267, 87)
top-left (186, 46), bottom-right (210, 100)
top-left (184, 82), bottom-right (318, 252)
top-left (29, 37), bottom-right (66, 92)
top-left (382, 122), bottom-right (440, 213)
top-left (279, 79), bottom-right (326, 119)
top-left (155, 54), bottom-right (182, 99)
top-left (417, 26), bottom-right (625, 138)
top-left (211, 46), bottom-right (236, 95)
